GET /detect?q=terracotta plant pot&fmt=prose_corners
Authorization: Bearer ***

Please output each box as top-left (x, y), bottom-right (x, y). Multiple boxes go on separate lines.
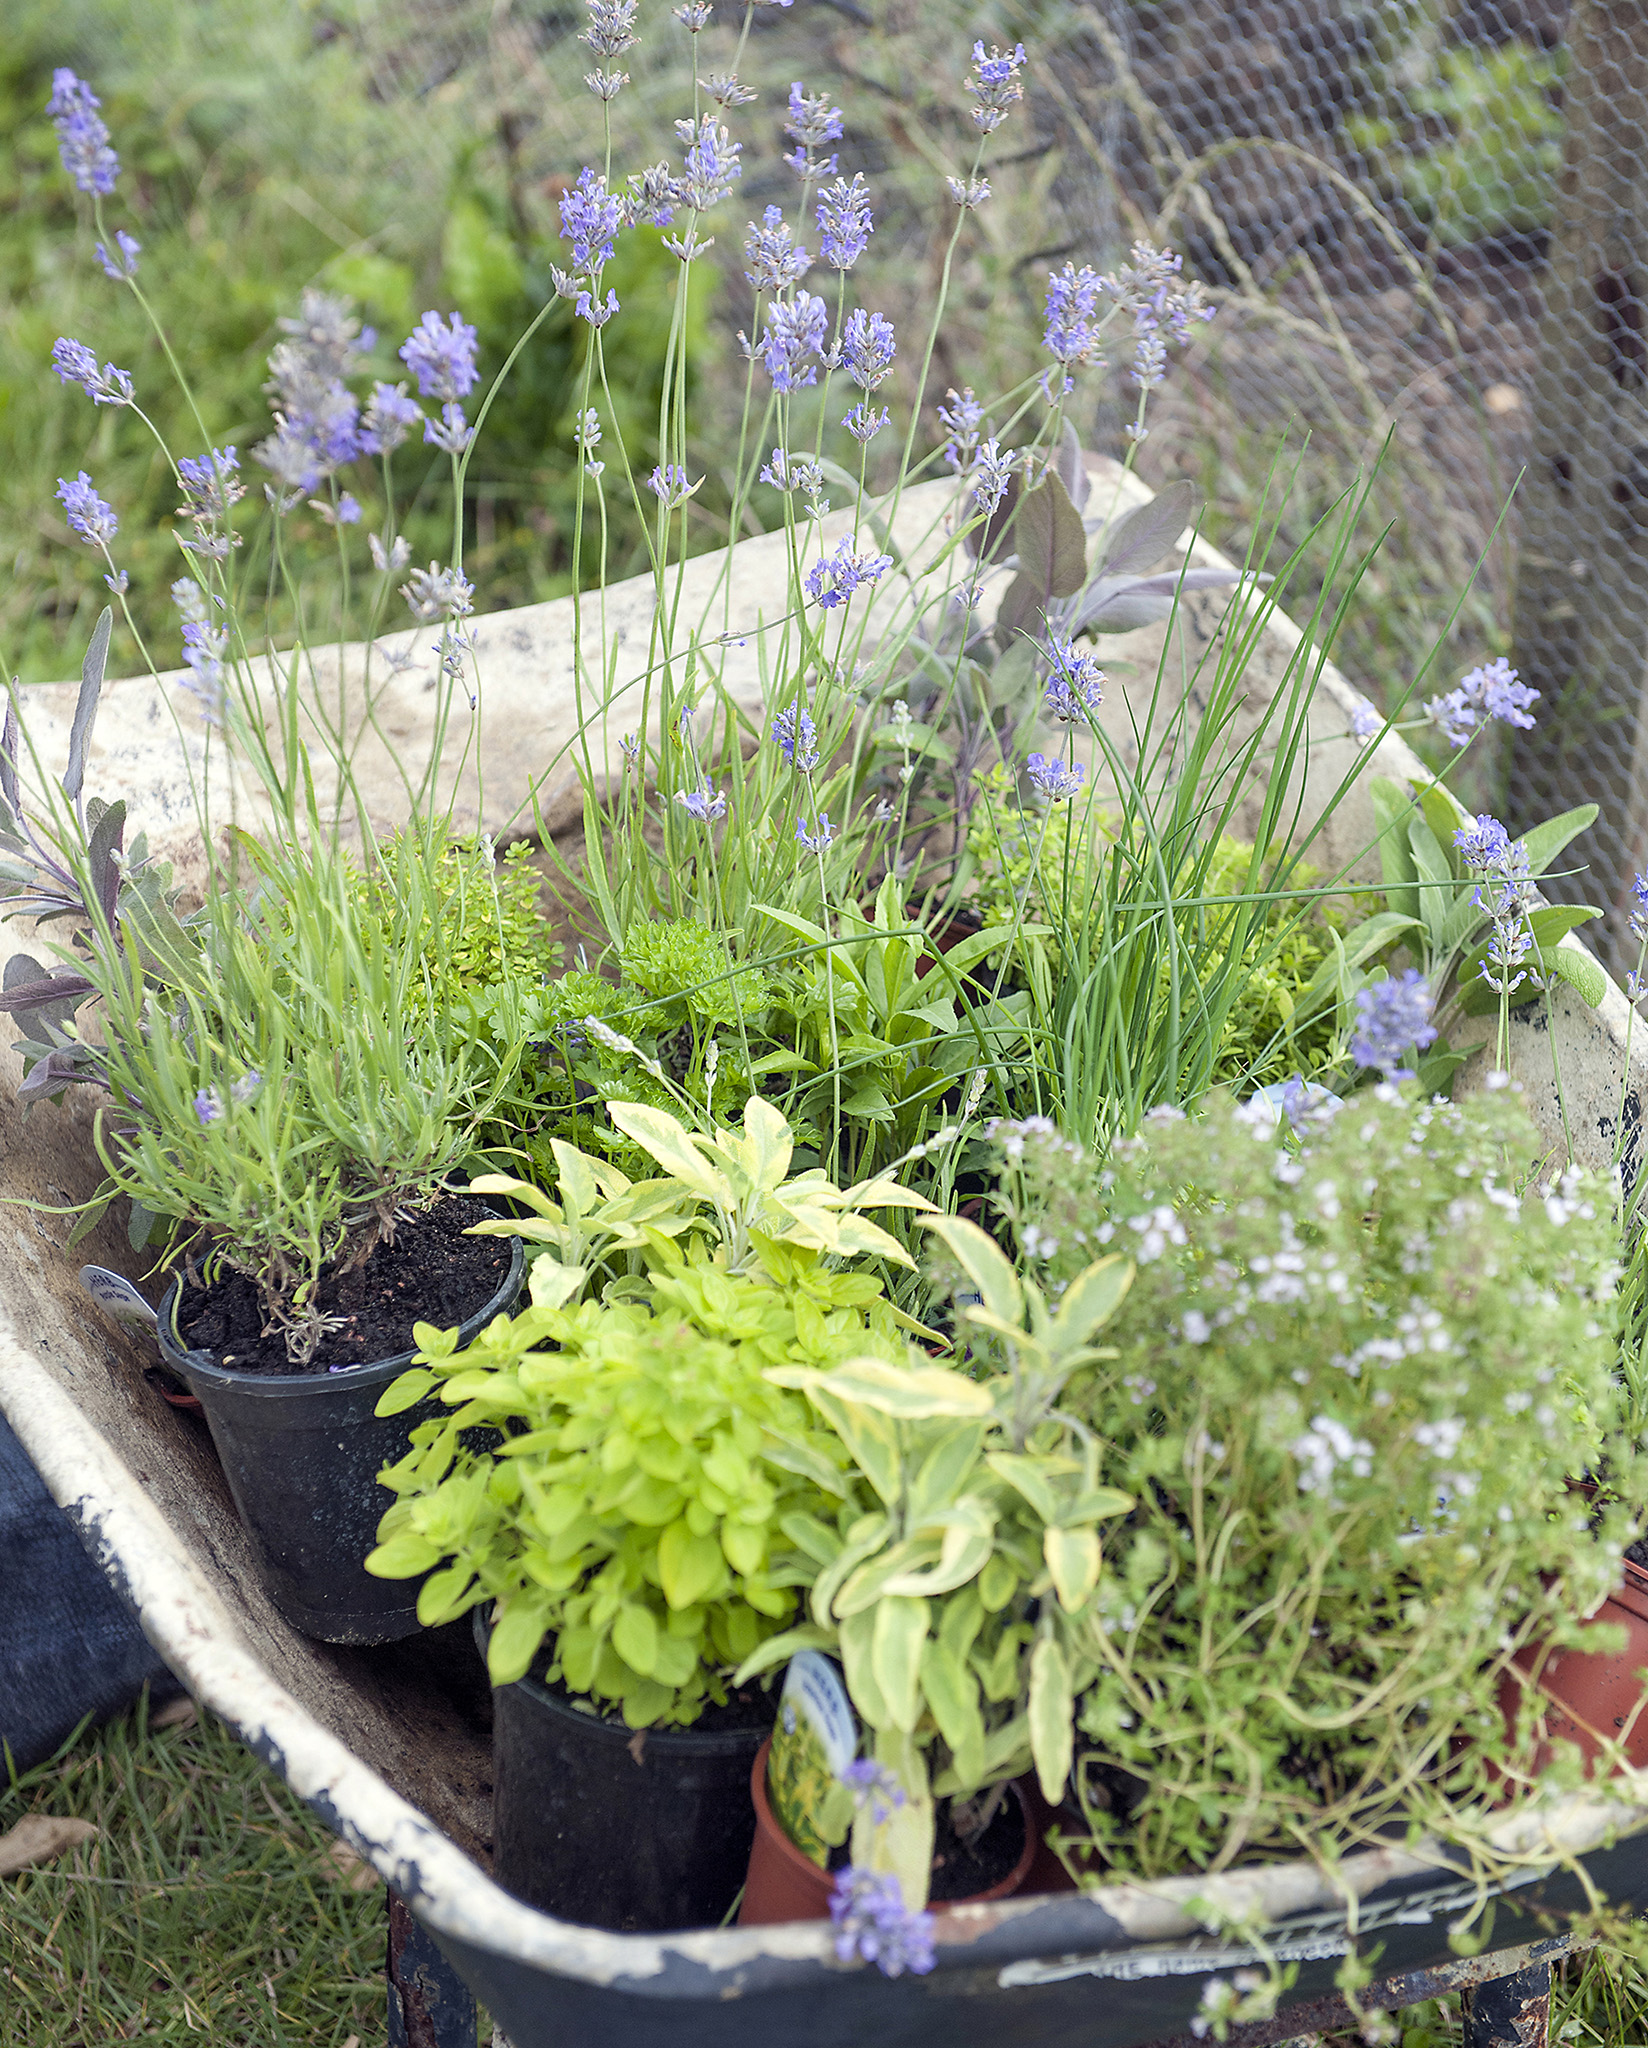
top-left (739, 1738), bottom-right (1038, 1925)
top-left (1500, 1558), bottom-right (1648, 1773)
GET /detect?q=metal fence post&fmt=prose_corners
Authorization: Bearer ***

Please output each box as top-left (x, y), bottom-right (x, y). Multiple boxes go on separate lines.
top-left (1510, 0), bottom-right (1648, 951)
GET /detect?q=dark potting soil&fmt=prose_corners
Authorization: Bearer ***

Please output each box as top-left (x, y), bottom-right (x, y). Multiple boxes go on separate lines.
top-left (1625, 1536), bottom-right (1648, 1572)
top-left (174, 1194), bottom-right (510, 1376)
top-left (826, 1784), bottom-right (1027, 1902)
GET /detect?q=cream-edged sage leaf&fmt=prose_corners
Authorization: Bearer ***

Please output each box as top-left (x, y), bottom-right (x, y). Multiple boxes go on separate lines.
top-left (810, 1355), bottom-right (993, 1419)
top-left (985, 1451), bottom-right (1062, 1524)
top-left (919, 1635), bottom-right (986, 1764)
top-left (881, 1513), bottom-right (993, 1598)
top-left (465, 1171), bottom-right (561, 1219)
top-left (732, 1622), bottom-right (838, 1687)
top-left (1048, 1255), bottom-right (1134, 1353)
top-left (527, 1256), bottom-right (586, 1311)
top-left (836, 1174), bottom-right (939, 1214)
top-left (838, 1606), bottom-right (893, 1728)
top-left (1028, 1635), bottom-right (1074, 1804)
top-left (1044, 1525), bottom-right (1103, 1612)
top-left (871, 1594), bottom-right (928, 1731)
top-left (605, 1101), bottom-right (737, 1206)
top-left (918, 1212), bottom-right (1023, 1326)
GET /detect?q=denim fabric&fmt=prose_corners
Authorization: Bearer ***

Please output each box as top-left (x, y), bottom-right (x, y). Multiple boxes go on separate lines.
top-left (0, 1413), bottom-right (180, 1772)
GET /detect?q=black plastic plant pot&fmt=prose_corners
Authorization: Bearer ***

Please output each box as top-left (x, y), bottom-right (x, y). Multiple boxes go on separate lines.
top-left (156, 1231), bottom-right (524, 1647)
top-left (477, 1610), bottom-right (772, 1933)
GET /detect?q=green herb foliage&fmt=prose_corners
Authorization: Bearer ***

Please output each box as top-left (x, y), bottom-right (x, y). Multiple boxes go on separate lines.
top-left (982, 1089), bottom-right (1633, 1880)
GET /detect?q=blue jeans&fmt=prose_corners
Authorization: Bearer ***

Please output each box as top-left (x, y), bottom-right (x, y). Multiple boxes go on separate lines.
top-left (0, 1414), bottom-right (179, 1774)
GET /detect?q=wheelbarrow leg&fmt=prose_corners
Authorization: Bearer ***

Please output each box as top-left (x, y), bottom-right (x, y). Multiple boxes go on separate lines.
top-left (1462, 1961), bottom-right (1553, 2048)
top-left (387, 1887), bottom-right (478, 2047)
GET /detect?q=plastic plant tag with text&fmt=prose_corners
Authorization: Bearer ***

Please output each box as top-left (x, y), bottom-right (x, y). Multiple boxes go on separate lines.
top-left (79, 1264), bottom-right (158, 1331)
top-left (768, 1652), bottom-right (858, 1868)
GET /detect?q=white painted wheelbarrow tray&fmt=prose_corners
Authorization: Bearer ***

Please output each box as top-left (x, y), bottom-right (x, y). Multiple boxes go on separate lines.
top-left (3, 458), bottom-right (1646, 2048)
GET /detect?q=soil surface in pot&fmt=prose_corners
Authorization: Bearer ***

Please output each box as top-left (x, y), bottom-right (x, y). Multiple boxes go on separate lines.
top-left (175, 1194), bottom-right (510, 1375)
top-left (825, 1786), bottom-right (1028, 1902)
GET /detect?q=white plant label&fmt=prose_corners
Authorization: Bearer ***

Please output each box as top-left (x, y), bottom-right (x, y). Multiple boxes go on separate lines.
top-left (78, 1265), bottom-right (158, 1330)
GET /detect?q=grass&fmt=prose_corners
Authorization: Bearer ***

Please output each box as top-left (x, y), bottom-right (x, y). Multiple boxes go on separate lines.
top-left (1, 1689), bottom-right (492, 2046)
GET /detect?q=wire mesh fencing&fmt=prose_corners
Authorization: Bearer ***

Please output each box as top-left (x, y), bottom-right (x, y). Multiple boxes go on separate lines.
top-left (1059, 0), bottom-right (1647, 956)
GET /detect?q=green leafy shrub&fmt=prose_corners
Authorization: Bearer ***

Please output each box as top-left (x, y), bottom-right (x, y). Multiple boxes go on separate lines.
top-left (979, 1088), bottom-right (1634, 1880)
top-left (368, 1096), bottom-right (936, 1723)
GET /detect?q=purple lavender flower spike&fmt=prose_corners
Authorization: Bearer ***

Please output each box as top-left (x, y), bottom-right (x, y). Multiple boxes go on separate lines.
top-left (52, 337), bottom-right (135, 407)
top-left (965, 41), bottom-right (1027, 134)
top-left (1043, 262), bottom-right (1105, 371)
top-left (939, 387), bottom-right (983, 473)
top-left (361, 382), bottom-right (423, 455)
top-left (400, 310), bottom-right (480, 403)
top-left (796, 811), bottom-right (835, 853)
top-left (829, 1868), bottom-right (936, 1977)
top-left (55, 473), bottom-right (118, 547)
top-left (842, 310), bottom-right (896, 391)
top-left (759, 292), bottom-right (829, 391)
top-left (817, 173), bottom-right (873, 270)
top-left (95, 230), bottom-right (141, 281)
top-left (193, 1087), bottom-right (224, 1126)
top-left (675, 786), bottom-right (728, 823)
top-left (1043, 636), bottom-right (1105, 722)
top-left (970, 438), bottom-right (1017, 517)
top-left (1424, 657), bottom-right (1540, 748)
top-left (423, 402), bottom-right (473, 454)
top-left (1027, 752), bottom-right (1085, 802)
top-left (1351, 970), bottom-right (1437, 1081)
top-left (783, 82), bottom-right (843, 179)
top-left (806, 539), bottom-right (893, 608)
top-left (1452, 814), bottom-right (1516, 874)
top-left (744, 207), bottom-right (811, 294)
top-left (677, 115), bottom-right (742, 210)
top-left (843, 402), bottom-right (890, 443)
top-left (48, 70), bottom-right (119, 195)
top-left (771, 703), bottom-right (820, 772)
top-left (559, 169), bottom-right (625, 276)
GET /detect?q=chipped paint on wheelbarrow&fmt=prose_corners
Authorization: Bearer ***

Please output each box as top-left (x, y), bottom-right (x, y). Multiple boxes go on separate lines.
top-left (7, 1350), bottom-right (1648, 2048)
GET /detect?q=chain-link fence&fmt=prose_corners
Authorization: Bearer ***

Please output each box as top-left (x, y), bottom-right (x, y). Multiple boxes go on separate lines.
top-left (1057, 0), bottom-right (1644, 956)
